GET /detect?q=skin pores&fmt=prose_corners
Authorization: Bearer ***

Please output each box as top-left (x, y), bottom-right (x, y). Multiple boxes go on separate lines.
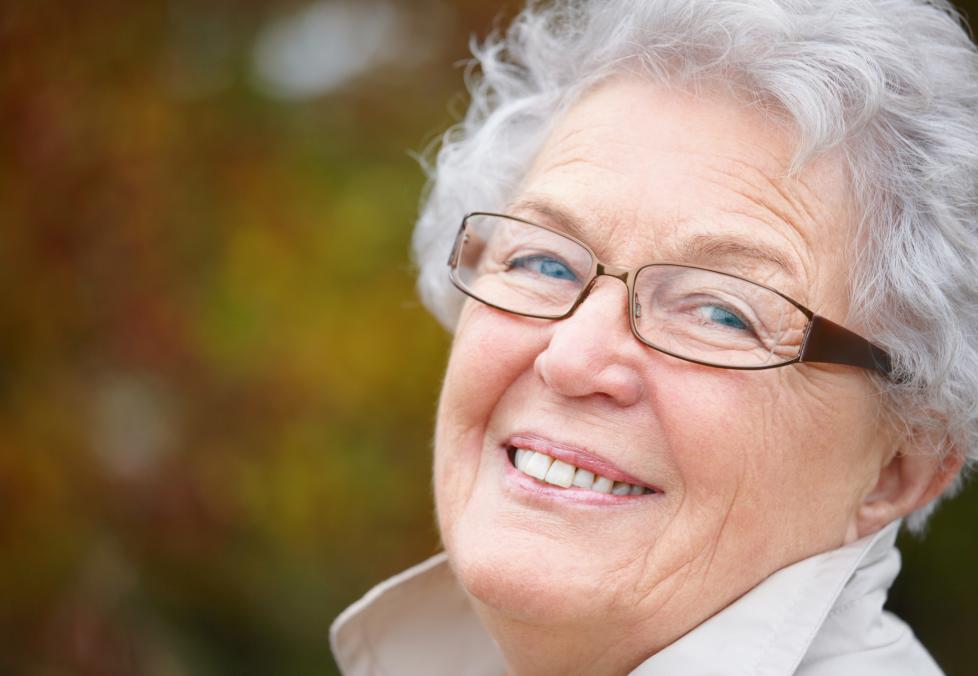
top-left (433, 78), bottom-right (895, 675)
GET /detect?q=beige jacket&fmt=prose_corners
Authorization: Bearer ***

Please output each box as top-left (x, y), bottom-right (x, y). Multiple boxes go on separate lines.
top-left (330, 521), bottom-right (943, 675)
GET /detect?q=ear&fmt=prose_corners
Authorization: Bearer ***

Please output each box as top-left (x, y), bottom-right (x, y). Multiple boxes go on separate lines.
top-left (855, 441), bottom-right (965, 539)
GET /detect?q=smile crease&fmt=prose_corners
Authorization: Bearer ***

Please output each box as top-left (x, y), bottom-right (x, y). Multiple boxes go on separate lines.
top-left (508, 446), bottom-right (653, 495)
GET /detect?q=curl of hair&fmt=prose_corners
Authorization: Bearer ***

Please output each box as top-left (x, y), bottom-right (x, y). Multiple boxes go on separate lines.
top-left (411, 0), bottom-right (978, 531)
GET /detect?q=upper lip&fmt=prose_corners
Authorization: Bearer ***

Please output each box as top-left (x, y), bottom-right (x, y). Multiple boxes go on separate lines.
top-left (504, 432), bottom-right (661, 492)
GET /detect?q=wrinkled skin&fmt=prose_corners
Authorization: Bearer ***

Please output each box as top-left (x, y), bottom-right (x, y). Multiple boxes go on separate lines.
top-left (433, 78), bottom-right (956, 676)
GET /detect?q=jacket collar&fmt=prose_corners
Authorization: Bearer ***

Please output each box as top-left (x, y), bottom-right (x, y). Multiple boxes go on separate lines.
top-left (331, 522), bottom-right (902, 676)
top-left (330, 552), bottom-right (506, 675)
top-left (634, 521), bottom-right (902, 674)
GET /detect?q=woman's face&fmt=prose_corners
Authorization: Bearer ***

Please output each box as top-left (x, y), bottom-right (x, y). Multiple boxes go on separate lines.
top-left (434, 78), bottom-right (894, 649)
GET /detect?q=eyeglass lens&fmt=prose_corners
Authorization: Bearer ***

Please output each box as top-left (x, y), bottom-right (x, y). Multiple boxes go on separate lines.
top-left (452, 213), bottom-right (810, 369)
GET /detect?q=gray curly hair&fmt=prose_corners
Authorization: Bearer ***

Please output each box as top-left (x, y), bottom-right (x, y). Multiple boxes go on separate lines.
top-left (411, 0), bottom-right (978, 531)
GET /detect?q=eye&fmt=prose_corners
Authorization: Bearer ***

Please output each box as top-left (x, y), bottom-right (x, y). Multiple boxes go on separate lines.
top-left (697, 304), bottom-right (750, 331)
top-left (506, 254), bottom-right (579, 281)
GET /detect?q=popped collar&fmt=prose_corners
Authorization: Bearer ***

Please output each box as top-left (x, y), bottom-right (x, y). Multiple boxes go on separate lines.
top-left (330, 521), bottom-right (942, 675)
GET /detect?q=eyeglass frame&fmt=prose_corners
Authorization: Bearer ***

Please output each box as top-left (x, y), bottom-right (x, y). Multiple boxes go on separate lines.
top-left (447, 211), bottom-right (896, 380)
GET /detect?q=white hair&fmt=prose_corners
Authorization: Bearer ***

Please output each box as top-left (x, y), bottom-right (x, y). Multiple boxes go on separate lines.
top-left (411, 0), bottom-right (978, 531)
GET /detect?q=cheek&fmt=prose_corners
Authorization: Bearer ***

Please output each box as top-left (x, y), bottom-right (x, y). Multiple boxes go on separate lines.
top-left (438, 307), bottom-right (545, 443)
top-left (662, 368), bottom-right (882, 561)
top-left (652, 371), bottom-right (763, 505)
top-left (772, 372), bottom-right (884, 515)
top-left (646, 372), bottom-right (788, 510)
top-left (433, 306), bottom-right (547, 536)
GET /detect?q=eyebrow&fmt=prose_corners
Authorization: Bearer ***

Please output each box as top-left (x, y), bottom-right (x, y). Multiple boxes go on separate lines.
top-left (509, 197), bottom-right (800, 279)
top-left (680, 233), bottom-right (800, 279)
top-left (509, 198), bottom-right (591, 241)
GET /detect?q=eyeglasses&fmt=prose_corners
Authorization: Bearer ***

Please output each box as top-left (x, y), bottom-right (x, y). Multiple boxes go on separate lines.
top-left (447, 212), bottom-right (895, 378)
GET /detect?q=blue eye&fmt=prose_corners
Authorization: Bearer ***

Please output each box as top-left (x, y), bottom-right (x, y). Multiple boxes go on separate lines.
top-left (703, 306), bottom-right (748, 330)
top-left (507, 255), bottom-right (579, 281)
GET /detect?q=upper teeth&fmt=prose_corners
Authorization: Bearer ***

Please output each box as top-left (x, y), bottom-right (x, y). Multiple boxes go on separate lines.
top-left (513, 448), bottom-right (650, 495)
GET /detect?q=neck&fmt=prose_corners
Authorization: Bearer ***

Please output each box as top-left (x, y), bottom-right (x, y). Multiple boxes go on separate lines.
top-left (473, 602), bottom-right (656, 676)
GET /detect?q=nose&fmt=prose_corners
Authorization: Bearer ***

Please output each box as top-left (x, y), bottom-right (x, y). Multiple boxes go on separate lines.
top-left (533, 277), bottom-right (646, 407)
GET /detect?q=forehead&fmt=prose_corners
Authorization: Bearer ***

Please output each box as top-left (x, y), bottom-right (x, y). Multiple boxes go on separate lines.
top-left (515, 78), bottom-right (853, 311)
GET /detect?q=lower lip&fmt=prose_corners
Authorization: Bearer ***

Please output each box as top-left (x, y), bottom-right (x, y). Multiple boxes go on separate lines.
top-left (502, 449), bottom-right (658, 506)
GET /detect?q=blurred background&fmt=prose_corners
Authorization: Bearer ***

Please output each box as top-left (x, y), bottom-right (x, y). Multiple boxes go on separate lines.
top-left (0, 1), bottom-right (975, 674)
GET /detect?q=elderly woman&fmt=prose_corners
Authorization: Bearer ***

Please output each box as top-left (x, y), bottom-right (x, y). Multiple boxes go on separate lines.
top-left (331, 0), bottom-right (978, 673)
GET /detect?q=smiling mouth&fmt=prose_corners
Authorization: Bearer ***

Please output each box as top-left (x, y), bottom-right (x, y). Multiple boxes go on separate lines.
top-left (507, 445), bottom-right (656, 496)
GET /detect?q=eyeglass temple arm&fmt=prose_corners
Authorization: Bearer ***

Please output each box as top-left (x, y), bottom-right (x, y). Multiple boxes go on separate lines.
top-left (447, 224), bottom-right (466, 267)
top-left (799, 315), bottom-right (896, 380)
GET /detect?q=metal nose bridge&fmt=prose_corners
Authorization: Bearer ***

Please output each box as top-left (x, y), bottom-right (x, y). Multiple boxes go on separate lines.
top-left (595, 262), bottom-right (630, 282)
top-left (574, 262), bottom-right (632, 309)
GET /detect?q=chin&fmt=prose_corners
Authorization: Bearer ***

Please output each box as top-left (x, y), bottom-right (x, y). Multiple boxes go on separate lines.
top-left (441, 502), bottom-right (620, 627)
